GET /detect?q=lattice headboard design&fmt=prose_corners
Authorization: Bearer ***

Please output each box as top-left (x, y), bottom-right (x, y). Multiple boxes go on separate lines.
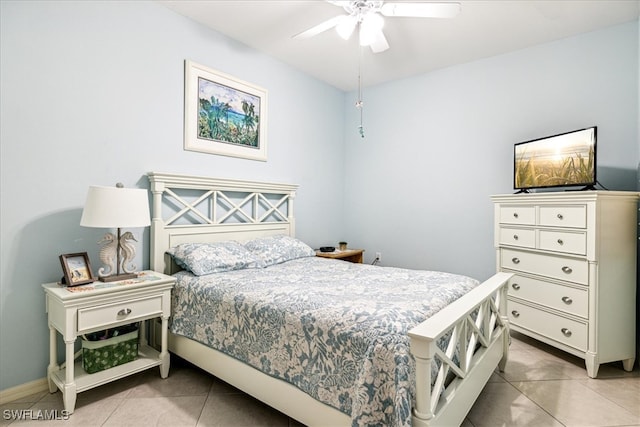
top-left (148, 172), bottom-right (298, 274)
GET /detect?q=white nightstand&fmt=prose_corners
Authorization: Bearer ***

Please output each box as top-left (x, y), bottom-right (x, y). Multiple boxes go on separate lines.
top-left (42, 271), bottom-right (175, 413)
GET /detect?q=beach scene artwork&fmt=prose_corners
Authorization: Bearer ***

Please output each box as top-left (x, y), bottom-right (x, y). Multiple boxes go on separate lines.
top-left (197, 77), bottom-right (261, 149)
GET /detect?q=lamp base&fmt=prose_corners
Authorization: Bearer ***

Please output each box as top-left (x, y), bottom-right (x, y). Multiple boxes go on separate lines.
top-left (99, 272), bottom-right (138, 283)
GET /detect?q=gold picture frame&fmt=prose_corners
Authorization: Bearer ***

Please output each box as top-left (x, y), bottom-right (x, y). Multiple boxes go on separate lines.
top-left (59, 252), bottom-right (95, 286)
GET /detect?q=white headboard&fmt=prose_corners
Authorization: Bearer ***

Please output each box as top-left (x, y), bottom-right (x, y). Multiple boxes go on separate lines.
top-left (148, 172), bottom-right (298, 274)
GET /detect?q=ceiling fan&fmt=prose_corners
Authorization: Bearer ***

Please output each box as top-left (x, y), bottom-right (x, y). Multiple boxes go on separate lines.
top-left (293, 1), bottom-right (461, 53)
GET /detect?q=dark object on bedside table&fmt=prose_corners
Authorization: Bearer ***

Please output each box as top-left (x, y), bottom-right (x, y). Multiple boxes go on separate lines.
top-left (319, 246), bottom-right (335, 252)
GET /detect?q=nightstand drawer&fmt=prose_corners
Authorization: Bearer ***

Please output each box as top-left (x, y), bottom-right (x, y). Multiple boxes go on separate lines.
top-left (499, 227), bottom-right (535, 248)
top-left (508, 275), bottom-right (588, 318)
top-left (501, 248), bottom-right (588, 285)
top-left (78, 295), bottom-right (163, 333)
top-left (508, 299), bottom-right (587, 352)
top-left (499, 206), bottom-right (535, 225)
top-left (539, 205), bottom-right (587, 228)
top-left (539, 230), bottom-right (587, 255)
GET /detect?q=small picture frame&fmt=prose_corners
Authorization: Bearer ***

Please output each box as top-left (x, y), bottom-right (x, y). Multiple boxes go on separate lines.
top-left (59, 252), bottom-right (95, 286)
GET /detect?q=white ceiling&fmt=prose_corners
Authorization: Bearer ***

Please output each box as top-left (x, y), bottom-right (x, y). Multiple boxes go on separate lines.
top-left (159, 0), bottom-right (640, 91)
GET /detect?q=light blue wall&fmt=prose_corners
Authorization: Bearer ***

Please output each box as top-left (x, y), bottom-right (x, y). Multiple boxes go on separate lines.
top-left (343, 21), bottom-right (639, 280)
top-left (0, 1), bottom-right (345, 390)
top-left (1, 1), bottom-right (638, 392)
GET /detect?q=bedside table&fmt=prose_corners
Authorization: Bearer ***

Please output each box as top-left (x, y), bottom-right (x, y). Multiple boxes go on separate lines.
top-left (42, 271), bottom-right (175, 414)
top-left (316, 248), bottom-right (364, 263)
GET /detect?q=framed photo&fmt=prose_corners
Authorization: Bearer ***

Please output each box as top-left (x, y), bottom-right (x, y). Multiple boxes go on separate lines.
top-left (59, 252), bottom-right (95, 286)
top-left (184, 60), bottom-right (268, 161)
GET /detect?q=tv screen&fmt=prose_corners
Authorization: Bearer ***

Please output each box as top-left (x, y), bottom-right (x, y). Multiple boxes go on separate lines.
top-left (514, 126), bottom-right (596, 191)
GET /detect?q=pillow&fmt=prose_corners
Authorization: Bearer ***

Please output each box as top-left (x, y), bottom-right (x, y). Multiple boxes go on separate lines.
top-left (244, 235), bottom-right (316, 267)
top-left (166, 241), bottom-right (263, 276)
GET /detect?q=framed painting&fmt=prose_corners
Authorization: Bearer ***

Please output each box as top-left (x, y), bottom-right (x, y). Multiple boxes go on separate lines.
top-left (184, 60), bottom-right (268, 161)
top-left (59, 252), bottom-right (95, 286)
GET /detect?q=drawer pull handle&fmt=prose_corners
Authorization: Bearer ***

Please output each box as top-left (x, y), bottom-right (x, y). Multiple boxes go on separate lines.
top-left (513, 234), bottom-right (519, 240)
top-left (557, 213), bottom-right (564, 220)
top-left (557, 239), bottom-right (564, 245)
top-left (511, 310), bottom-right (520, 318)
top-left (561, 328), bottom-right (572, 337)
top-left (561, 296), bottom-right (573, 305)
top-left (513, 212), bottom-right (519, 218)
top-left (117, 308), bottom-right (132, 316)
top-left (512, 283), bottom-right (521, 290)
top-left (511, 257), bottom-right (520, 264)
top-left (561, 266), bottom-right (573, 274)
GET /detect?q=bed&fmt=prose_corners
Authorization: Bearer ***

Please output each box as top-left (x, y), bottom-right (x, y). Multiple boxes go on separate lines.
top-left (148, 172), bottom-right (512, 427)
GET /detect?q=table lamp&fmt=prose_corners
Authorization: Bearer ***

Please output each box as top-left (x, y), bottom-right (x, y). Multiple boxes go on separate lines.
top-left (80, 183), bottom-right (150, 282)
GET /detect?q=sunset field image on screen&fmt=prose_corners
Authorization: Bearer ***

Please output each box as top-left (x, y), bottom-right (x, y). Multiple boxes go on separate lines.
top-left (514, 127), bottom-right (595, 190)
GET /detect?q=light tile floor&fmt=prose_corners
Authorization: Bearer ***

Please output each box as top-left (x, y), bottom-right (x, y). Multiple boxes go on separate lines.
top-left (2, 332), bottom-right (639, 426)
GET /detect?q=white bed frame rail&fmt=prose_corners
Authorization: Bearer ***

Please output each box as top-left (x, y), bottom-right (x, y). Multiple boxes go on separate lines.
top-left (147, 172), bottom-right (511, 427)
top-left (409, 272), bottom-right (510, 426)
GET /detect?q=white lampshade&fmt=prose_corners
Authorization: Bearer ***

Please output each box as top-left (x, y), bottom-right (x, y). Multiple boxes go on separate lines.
top-left (80, 185), bottom-right (150, 228)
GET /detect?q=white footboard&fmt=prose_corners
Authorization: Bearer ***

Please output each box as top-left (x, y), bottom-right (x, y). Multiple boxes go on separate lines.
top-left (409, 272), bottom-right (512, 427)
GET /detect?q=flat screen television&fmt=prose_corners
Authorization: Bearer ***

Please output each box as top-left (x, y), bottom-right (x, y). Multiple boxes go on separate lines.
top-left (514, 126), bottom-right (597, 192)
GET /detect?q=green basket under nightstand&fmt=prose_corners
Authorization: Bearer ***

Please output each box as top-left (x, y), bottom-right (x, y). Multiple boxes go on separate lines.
top-left (82, 325), bottom-right (139, 374)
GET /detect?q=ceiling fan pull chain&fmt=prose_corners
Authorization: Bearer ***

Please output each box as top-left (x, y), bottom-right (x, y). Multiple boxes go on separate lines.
top-left (356, 42), bottom-right (365, 138)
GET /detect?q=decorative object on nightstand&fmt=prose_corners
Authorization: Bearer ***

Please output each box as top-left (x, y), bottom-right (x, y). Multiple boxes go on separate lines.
top-left (316, 248), bottom-right (364, 263)
top-left (59, 252), bottom-right (95, 286)
top-left (80, 183), bottom-right (150, 282)
top-left (339, 241), bottom-right (347, 251)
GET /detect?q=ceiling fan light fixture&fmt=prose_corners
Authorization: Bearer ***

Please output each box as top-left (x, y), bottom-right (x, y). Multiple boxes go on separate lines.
top-left (336, 15), bottom-right (357, 40)
top-left (363, 12), bottom-right (384, 30)
top-left (359, 13), bottom-right (384, 46)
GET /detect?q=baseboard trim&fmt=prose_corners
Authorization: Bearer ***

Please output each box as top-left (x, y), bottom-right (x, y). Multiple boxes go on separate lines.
top-left (0, 378), bottom-right (49, 404)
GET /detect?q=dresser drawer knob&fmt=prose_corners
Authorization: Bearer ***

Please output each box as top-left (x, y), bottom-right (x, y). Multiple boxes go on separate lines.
top-left (512, 283), bottom-right (521, 290)
top-left (117, 308), bottom-right (132, 316)
top-left (513, 234), bottom-right (519, 240)
top-left (561, 266), bottom-right (573, 274)
top-left (561, 328), bottom-right (572, 337)
top-left (513, 212), bottom-right (519, 218)
top-left (511, 257), bottom-right (520, 264)
top-left (557, 213), bottom-right (564, 220)
top-left (511, 310), bottom-right (520, 318)
top-left (561, 296), bottom-right (573, 305)
top-left (557, 239), bottom-right (564, 245)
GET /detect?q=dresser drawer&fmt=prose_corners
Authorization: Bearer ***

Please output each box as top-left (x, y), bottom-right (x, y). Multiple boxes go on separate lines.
top-left (539, 230), bottom-right (587, 255)
top-left (501, 248), bottom-right (588, 285)
top-left (78, 295), bottom-right (163, 333)
top-left (508, 275), bottom-right (588, 318)
top-left (499, 227), bottom-right (535, 248)
top-left (499, 206), bottom-right (535, 225)
top-left (539, 205), bottom-right (587, 228)
top-left (508, 299), bottom-right (587, 352)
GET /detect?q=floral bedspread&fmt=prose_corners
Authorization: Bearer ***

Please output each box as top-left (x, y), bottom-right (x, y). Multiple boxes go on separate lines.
top-left (170, 257), bottom-right (479, 426)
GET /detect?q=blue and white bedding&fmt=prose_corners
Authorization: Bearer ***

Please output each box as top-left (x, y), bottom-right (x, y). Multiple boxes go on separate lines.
top-left (170, 257), bottom-right (479, 426)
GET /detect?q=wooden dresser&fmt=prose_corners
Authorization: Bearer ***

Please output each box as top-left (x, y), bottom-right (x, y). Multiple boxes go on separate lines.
top-left (492, 191), bottom-right (638, 377)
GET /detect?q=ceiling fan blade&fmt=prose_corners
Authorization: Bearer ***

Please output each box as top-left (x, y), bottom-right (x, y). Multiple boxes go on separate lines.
top-left (293, 15), bottom-right (346, 39)
top-left (369, 30), bottom-right (389, 53)
top-left (380, 2), bottom-right (461, 18)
